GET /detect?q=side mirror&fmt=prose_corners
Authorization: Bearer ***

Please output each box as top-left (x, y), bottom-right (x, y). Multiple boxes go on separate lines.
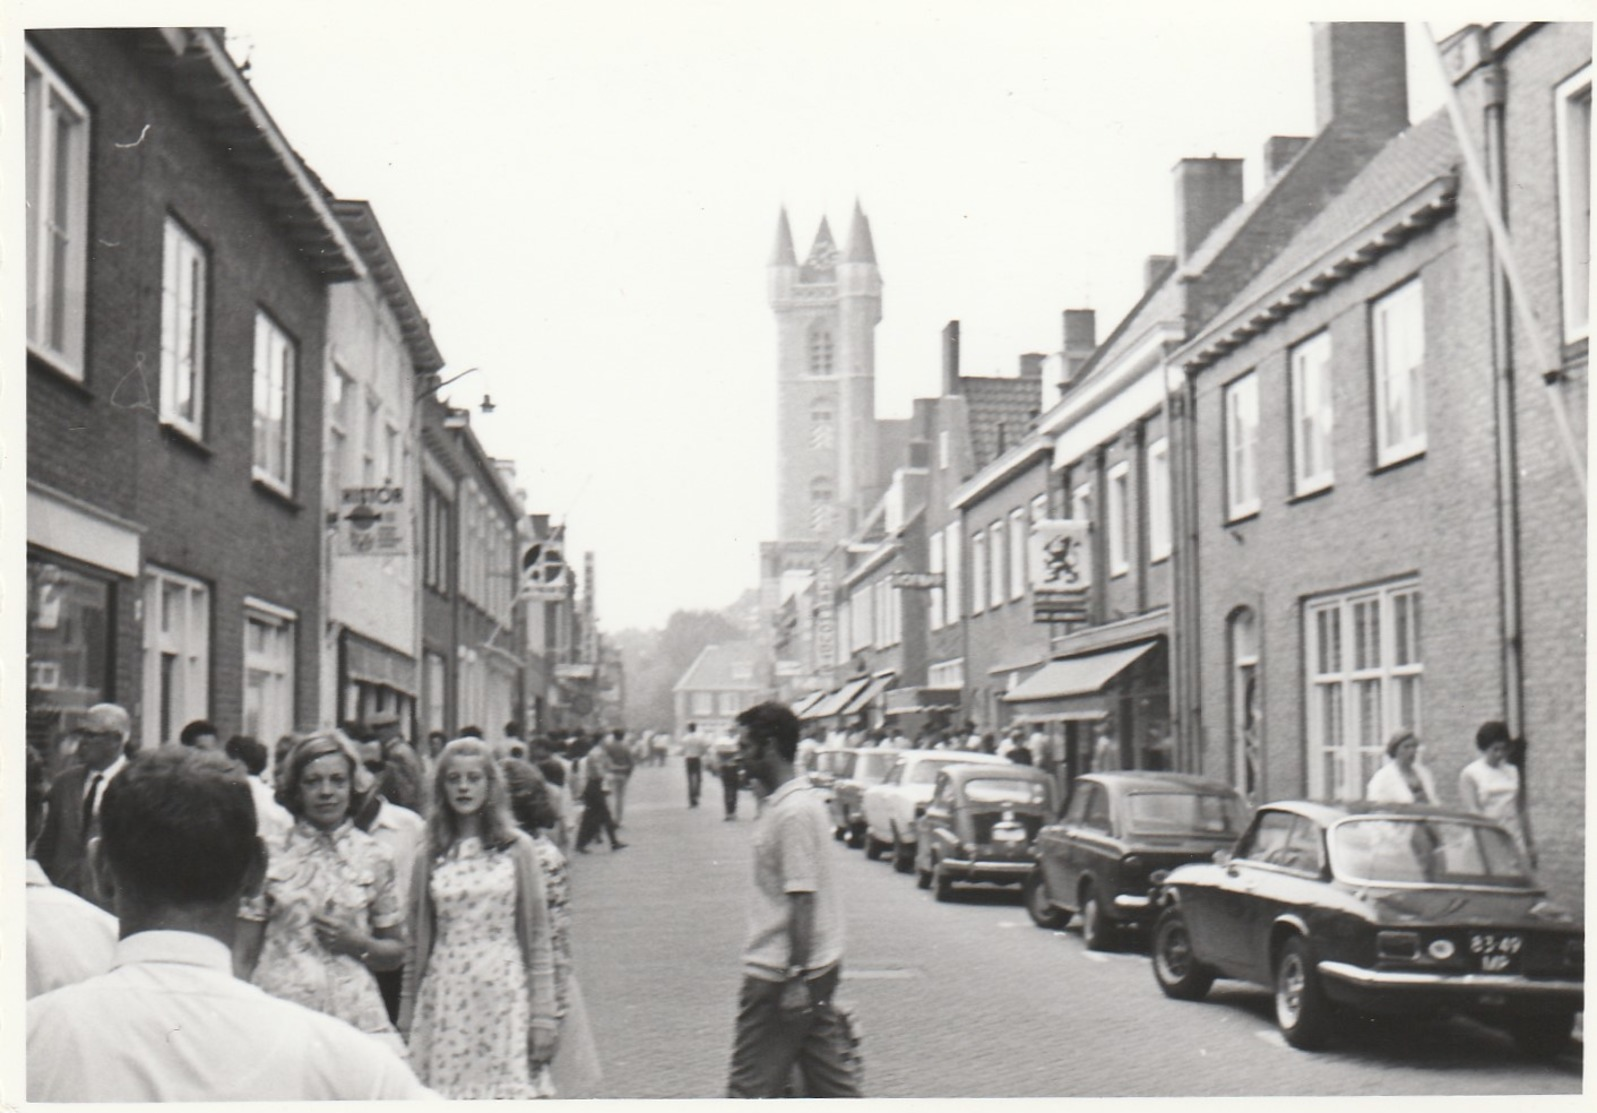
top-left (1212, 848), bottom-right (1231, 867)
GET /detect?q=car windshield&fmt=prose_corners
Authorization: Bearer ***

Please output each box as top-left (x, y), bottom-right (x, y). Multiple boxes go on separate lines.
top-left (1330, 817), bottom-right (1533, 887)
top-left (907, 758), bottom-right (967, 784)
top-left (1125, 792), bottom-right (1241, 837)
top-left (963, 779), bottom-right (1050, 807)
top-left (856, 752), bottom-right (895, 779)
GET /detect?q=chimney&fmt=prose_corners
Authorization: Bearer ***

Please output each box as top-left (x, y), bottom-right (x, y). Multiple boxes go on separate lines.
top-left (1144, 255), bottom-right (1175, 290)
top-left (1019, 353), bottom-right (1045, 381)
top-left (942, 320), bottom-right (961, 396)
top-left (1313, 22), bottom-right (1408, 138)
top-left (1173, 157), bottom-right (1244, 263)
top-left (1063, 309), bottom-right (1096, 385)
top-left (1263, 136), bottom-right (1311, 183)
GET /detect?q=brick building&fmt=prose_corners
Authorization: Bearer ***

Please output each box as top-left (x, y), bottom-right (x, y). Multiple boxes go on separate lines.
top-left (26, 29), bottom-right (360, 754)
top-left (674, 642), bottom-right (771, 740)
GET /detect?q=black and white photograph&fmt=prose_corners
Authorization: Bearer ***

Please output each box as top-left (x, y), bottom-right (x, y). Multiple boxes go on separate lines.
top-left (8, 1), bottom-right (1590, 1103)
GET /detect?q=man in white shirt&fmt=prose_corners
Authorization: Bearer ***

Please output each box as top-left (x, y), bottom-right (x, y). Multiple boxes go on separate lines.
top-left (680, 722), bottom-right (710, 808)
top-left (27, 747), bottom-right (432, 1102)
top-left (25, 747), bottom-right (117, 997)
top-left (224, 733), bottom-right (293, 845)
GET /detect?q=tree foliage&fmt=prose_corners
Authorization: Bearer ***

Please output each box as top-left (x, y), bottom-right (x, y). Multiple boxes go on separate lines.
top-left (618, 607), bottom-right (747, 733)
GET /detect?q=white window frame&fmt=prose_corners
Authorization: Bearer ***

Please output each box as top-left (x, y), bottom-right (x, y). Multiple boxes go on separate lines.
top-left (252, 311), bottom-right (297, 494)
top-left (1305, 579), bottom-right (1422, 802)
top-left (1107, 461), bottom-right (1131, 577)
top-left (928, 657), bottom-right (965, 689)
top-left (938, 429), bottom-right (951, 470)
top-left (1290, 331), bottom-right (1334, 496)
top-left (809, 328), bottom-right (834, 376)
top-left (1372, 277), bottom-right (1426, 465)
top-left (25, 44), bottom-right (91, 379)
top-left (691, 690), bottom-right (714, 716)
top-left (1147, 437), bottom-right (1172, 562)
top-left (1556, 64), bottom-right (1592, 344)
top-left (140, 567), bottom-right (211, 751)
top-left (1071, 480), bottom-right (1092, 524)
top-left (988, 521), bottom-right (1006, 609)
top-left (327, 364), bottom-right (355, 507)
top-left (1008, 508), bottom-right (1028, 600)
top-left (159, 217), bottom-right (208, 438)
top-left (970, 529), bottom-right (988, 615)
top-left (850, 584), bottom-right (872, 651)
top-left (1224, 373), bottom-right (1260, 519)
top-left (243, 598), bottom-right (297, 750)
top-left (944, 526), bottom-right (962, 625)
top-left (928, 528), bottom-right (945, 631)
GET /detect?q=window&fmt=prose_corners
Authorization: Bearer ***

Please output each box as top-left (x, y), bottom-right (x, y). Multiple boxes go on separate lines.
top-left (363, 396), bottom-right (380, 485)
top-left (938, 429), bottom-right (951, 470)
top-left (928, 657), bottom-right (964, 688)
top-left (1305, 580), bottom-right (1422, 802)
top-left (809, 398), bottom-right (835, 450)
top-left (810, 476), bottom-right (834, 536)
top-left (423, 650), bottom-right (447, 737)
top-left (423, 481), bottom-right (453, 593)
top-left (1071, 480), bottom-right (1092, 524)
top-left (850, 584), bottom-right (872, 651)
top-left (1557, 65), bottom-right (1591, 342)
top-left (944, 526), bottom-right (962, 624)
top-left (1230, 608), bottom-right (1260, 800)
top-left (327, 366), bottom-right (355, 506)
top-left (243, 601), bottom-right (296, 750)
top-left (252, 312), bottom-right (297, 492)
top-left (1008, 508), bottom-right (1027, 600)
top-left (1371, 278), bottom-right (1426, 464)
top-left (1107, 461), bottom-right (1131, 576)
top-left (25, 45), bottom-right (90, 378)
top-left (1290, 332), bottom-right (1334, 495)
top-left (1147, 438), bottom-right (1171, 562)
top-left (27, 557), bottom-right (115, 728)
top-left (140, 568), bottom-right (210, 751)
top-left (929, 529), bottom-right (945, 631)
top-left (718, 691), bottom-right (742, 715)
top-left (159, 218), bottom-right (208, 437)
top-left (691, 690), bottom-right (713, 716)
top-left (808, 328), bottom-right (834, 375)
top-left (988, 521), bottom-right (1006, 608)
top-left (384, 423), bottom-right (401, 485)
top-left (970, 530), bottom-right (988, 615)
top-left (1224, 373), bottom-right (1260, 518)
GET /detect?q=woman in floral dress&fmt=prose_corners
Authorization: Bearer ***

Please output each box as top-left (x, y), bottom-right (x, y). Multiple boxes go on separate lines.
top-left (399, 739), bottom-right (559, 1098)
top-left (234, 730), bottom-right (407, 1057)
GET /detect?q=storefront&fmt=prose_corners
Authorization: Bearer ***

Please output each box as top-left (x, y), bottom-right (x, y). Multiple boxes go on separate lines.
top-left (339, 630), bottom-right (417, 735)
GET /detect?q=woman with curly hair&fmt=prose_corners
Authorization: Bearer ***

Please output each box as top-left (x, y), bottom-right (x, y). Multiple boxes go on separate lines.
top-left (399, 739), bottom-right (559, 1098)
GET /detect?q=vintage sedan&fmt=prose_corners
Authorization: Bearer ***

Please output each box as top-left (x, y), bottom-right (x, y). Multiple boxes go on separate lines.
top-left (1026, 772), bottom-right (1247, 950)
top-left (913, 764), bottom-right (1057, 901)
top-left (1149, 801), bottom-right (1584, 1054)
top-left (806, 746), bottom-right (857, 810)
top-left (862, 749), bottom-right (1009, 872)
top-left (830, 748), bottom-right (899, 847)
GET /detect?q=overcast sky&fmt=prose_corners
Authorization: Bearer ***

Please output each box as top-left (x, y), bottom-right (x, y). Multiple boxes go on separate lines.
top-left (17, 3), bottom-right (1582, 632)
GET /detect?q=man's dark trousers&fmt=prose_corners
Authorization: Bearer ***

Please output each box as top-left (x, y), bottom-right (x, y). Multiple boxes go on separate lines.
top-left (685, 756), bottom-right (702, 807)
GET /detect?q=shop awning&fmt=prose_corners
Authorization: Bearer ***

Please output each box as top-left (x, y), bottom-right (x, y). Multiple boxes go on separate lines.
top-left (790, 691), bottom-right (827, 717)
top-left (1010, 708), bottom-right (1109, 724)
top-left (841, 673), bottom-right (896, 716)
top-left (806, 677), bottom-right (872, 720)
top-left (1003, 641), bottom-right (1157, 703)
top-left (344, 633), bottom-right (416, 695)
top-left (883, 687), bottom-right (963, 716)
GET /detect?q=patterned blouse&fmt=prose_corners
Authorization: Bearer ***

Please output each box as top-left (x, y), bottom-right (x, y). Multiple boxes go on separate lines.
top-left (528, 833), bottom-right (572, 1020)
top-left (239, 818), bottom-right (403, 1042)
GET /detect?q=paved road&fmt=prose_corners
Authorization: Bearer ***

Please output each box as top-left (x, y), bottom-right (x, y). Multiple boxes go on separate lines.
top-left (565, 760), bottom-right (1582, 1099)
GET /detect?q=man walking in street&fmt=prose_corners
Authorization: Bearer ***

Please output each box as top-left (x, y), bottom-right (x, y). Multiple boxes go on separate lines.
top-left (711, 731), bottom-right (744, 820)
top-left (681, 722), bottom-right (709, 808)
top-left (602, 728), bottom-right (636, 825)
top-left (725, 701), bottom-right (859, 1098)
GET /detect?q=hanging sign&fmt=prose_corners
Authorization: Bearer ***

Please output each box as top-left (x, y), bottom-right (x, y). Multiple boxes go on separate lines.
top-left (336, 485), bottom-right (411, 556)
top-left (1031, 518), bottom-right (1091, 623)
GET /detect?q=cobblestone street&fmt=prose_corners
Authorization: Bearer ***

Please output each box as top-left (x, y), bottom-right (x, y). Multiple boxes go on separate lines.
top-left (566, 762), bottom-right (1582, 1099)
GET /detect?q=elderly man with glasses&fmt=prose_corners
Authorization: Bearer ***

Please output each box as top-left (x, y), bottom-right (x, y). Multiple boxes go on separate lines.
top-left (33, 703), bottom-right (131, 908)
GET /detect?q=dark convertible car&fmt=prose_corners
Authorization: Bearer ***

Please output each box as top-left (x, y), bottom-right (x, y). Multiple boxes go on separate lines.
top-left (1026, 772), bottom-right (1247, 949)
top-left (1149, 800), bottom-right (1584, 1054)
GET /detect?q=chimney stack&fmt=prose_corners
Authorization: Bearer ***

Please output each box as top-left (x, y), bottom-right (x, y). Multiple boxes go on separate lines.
top-left (1173, 157), bottom-right (1244, 263)
top-left (1062, 309), bottom-right (1096, 388)
top-left (1019, 353), bottom-right (1045, 381)
top-left (1263, 135), bottom-right (1311, 183)
top-left (1144, 255), bottom-right (1175, 290)
top-left (942, 320), bottom-right (961, 396)
top-left (1313, 22), bottom-right (1409, 138)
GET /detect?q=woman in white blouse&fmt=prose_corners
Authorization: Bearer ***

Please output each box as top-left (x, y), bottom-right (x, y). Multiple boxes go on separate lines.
top-left (1458, 720), bottom-right (1536, 867)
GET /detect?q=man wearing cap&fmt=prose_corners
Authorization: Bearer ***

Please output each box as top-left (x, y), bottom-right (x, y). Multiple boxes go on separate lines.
top-left (33, 703), bottom-right (131, 906)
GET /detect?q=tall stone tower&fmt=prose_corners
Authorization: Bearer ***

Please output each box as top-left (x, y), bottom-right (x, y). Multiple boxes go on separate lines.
top-left (767, 202), bottom-right (882, 545)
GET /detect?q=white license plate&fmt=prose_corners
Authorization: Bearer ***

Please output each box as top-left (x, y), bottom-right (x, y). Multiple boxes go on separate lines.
top-left (1470, 932), bottom-right (1523, 972)
top-left (992, 826), bottom-right (1025, 843)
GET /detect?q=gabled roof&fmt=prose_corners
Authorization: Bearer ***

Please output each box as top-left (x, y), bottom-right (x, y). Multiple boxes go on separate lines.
top-left (673, 642), bottom-right (766, 693)
top-left (960, 375), bottom-right (1041, 470)
top-left (333, 200), bottom-right (445, 375)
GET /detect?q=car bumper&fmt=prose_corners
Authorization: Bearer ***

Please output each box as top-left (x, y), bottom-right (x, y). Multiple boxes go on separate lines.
top-left (1318, 960), bottom-right (1584, 1013)
top-left (939, 858), bottom-right (1033, 884)
top-left (1113, 893), bottom-right (1151, 912)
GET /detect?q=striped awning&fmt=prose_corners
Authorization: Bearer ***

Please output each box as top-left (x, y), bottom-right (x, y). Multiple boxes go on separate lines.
top-left (806, 677), bottom-right (872, 720)
top-left (1003, 641), bottom-right (1156, 703)
top-left (841, 673), bottom-right (896, 716)
top-left (790, 691), bottom-right (827, 717)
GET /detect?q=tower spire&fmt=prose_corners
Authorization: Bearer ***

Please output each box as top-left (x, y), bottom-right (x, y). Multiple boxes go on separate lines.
top-left (770, 207), bottom-right (797, 266)
top-left (807, 216), bottom-right (838, 266)
top-left (845, 198), bottom-right (876, 264)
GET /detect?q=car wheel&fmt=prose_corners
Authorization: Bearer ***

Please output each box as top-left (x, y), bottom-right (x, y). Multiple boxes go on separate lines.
top-left (933, 859), bottom-right (955, 902)
top-left (1081, 887), bottom-right (1115, 952)
top-left (1506, 1012), bottom-right (1577, 1059)
top-left (1151, 907), bottom-right (1214, 1001)
top-left (865, 831), bottom-right (886, 860)
top-left (891, 830), bottom-right (914, 874)
top-left (1274, 935), bottom-right (1334, 1050)
top-left (1024, 870), bottom-right (1068, 929)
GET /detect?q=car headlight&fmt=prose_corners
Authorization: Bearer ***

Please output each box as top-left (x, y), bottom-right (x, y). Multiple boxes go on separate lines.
top-left (1426, 938), bottom-right (1456, 961)
top-left (1377, 930), bottom-right (1421, 961)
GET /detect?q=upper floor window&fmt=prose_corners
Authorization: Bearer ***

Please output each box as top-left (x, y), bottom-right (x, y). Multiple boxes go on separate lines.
top-left (943, 525), bottom-right (962, 623)
top-left (1008, 508), bottom-right (1028, 600)
top-left (1071, 480), bottom-right (1092, 524)
top-left (928, 527), bottom-right (945, 631)
top-left (327, 365), bottom-right (355, 503)
top-left (970, 529), bottom-right (988, 615)
top-left (810, 398), bottom-right (835, 450)
top-left (1556, 64), bottom-right (1591, 343)
top-left (1290, 331), bottom-right (1334, 496)
top-left (252, 312), bottom-right (297, 493)
top-left (423, 481), bottom-right (453, 594)
top-left (810, 476), bottom-right (834, 536)
top-left (1371, 278), bottom-right (1426, 465)
top-left (1224, 373), bottom-right (1260, 518)
top-left (25, 44), bottom-right (90, 378)
top-left (160, 218), bottom-right (208, 438)
top-left (988, 521), bottom-right (1007, 608)
top-left (938, 429), bottom-right (951, 470)
top-left (1147, 437), bottom-right (1172, 562)
top-left (808, 328), bottom-right (834, 375)
top-left (1107, 461), bottom-right (1131, 577)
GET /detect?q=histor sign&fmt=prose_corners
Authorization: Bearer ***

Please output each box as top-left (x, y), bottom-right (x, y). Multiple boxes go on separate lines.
top-left (336, 485), bottom-right (410, 556)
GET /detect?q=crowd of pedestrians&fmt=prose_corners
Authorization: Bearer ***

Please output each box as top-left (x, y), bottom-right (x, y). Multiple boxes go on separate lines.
top-left (23, 704), bottom-right (648, 1101)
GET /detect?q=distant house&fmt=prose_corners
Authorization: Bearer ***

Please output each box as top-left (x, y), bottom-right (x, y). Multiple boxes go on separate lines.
top-left (673, 642), bottom-right (770, 739)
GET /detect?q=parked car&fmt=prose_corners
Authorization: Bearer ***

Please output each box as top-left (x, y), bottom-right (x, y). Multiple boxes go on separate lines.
top-left (808, 746), bottom-right (856, 794)
top-left (862, 749), bottom-right (1009, 872)
top-left (830, 748), bottom-right (898, 847)
top-left (914, 764), bottom-right (1057, 901)
top-left (1149, 800), bottom-right (1584, 1054)
top-left (1026, 772), bottom-right (1246, 950)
